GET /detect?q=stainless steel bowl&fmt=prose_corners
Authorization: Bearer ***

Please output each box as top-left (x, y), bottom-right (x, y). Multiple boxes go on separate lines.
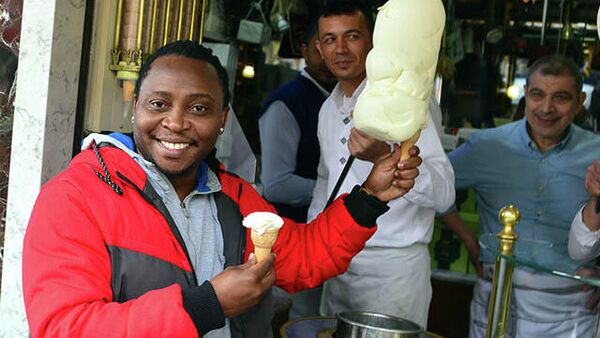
top-left (334, 311), bottom-right (424, 338)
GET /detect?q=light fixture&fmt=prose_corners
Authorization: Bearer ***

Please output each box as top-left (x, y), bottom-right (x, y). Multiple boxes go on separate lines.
top-left (506, 84), bottom-right (521, 100)
top-left (270, 0), bottom-right (290, 32)
top-left (242, 64), bottom-right (255, 79)
top-left (272, 13), bottom-right (289, 32)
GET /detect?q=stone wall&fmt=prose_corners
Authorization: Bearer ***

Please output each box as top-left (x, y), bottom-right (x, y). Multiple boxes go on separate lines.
top-left (0, 115), bottom-right (10, 282)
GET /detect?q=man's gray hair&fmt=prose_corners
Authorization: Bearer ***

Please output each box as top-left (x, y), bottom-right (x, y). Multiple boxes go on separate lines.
top-left (526, 54), bottom-right (583, 93)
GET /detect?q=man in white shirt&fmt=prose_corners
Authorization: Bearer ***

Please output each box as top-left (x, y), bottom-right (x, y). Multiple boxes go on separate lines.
top-left (308, 0), bottom-right (455, 328)
top-left (569, 160), bottom-right (600, 261)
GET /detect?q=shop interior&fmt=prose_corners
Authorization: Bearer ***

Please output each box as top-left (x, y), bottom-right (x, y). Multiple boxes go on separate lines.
top-left (1, 0), bottom-right (600, 337)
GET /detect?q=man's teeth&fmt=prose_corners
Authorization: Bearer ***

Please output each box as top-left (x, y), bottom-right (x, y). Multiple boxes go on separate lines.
top-left (160, 141), bottom-right (189, 150)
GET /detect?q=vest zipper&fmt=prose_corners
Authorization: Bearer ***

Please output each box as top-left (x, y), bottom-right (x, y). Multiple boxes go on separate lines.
top-left (181, 201), bottom-right (190, 219)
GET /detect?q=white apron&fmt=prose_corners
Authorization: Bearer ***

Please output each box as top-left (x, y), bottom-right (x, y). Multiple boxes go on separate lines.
top-left (470, 265), bottom-right (599, 338)
top-left (320, 245), bottom-right (431, 328)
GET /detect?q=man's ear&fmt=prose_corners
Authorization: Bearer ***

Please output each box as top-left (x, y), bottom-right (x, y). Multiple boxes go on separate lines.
top-left (300, 43), bottom-right (309, 59)
top-left (577, 91), bottom-right (587, 108)
top-left (315, 38), bottom-right (322, 58)
top-left (220, 105), bottom-right (230, 131)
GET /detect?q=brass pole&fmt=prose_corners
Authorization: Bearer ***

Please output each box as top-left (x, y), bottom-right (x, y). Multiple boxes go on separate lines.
top-left (122, 0), bottom-right (140, 53)
top-left (199, 0), bottom-right (206, 44)
top-left (189, 0), bottom-right (198, 40)
top-left (485, 205), bottom-right (520, 338)
top-left (177, 0), bottom-right (185, 40)
top-left (149, 0), bottom-right (159, 53)
top-left (136, 0), bottom-right (146, 50)
top-left (114, 0), bottom-right (125, 49)
top-left (163, 0), bottom-right (172, 46)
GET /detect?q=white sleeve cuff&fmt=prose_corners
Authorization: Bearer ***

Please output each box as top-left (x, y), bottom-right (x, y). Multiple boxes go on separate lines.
top-left (568, 205), bottom-right (600, 261)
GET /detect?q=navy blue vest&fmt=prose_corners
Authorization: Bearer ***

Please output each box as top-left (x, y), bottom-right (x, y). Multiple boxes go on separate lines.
top-left (260, 73), bottom-right (328, 222)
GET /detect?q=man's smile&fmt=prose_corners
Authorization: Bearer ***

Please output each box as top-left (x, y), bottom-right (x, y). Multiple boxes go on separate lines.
top-left (159, 140), bottom-right (191, 150)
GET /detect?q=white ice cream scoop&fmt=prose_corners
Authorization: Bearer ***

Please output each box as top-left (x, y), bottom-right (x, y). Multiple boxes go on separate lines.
top-left (242, 211), bottom-right (284, 235)
top-left (243, 211), bottom-right (284, 262)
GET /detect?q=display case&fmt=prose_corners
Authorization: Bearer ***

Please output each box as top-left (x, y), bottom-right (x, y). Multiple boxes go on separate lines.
top-left (481, 205), bottom-right (600, 338)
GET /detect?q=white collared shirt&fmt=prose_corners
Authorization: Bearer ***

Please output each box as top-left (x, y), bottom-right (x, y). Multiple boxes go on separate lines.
top-left (308, 79), bottom-right (455, 247)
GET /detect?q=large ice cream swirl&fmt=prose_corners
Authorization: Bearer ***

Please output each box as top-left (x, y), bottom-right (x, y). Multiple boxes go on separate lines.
top-left (354, 0), bottom-right (446, 142)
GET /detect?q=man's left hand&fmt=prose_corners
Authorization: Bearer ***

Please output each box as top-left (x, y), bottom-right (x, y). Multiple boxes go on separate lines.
top-left (348, 127), bottom-right (390, 163)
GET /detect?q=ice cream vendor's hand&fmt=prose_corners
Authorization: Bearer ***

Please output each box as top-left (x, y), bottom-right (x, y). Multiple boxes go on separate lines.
top-left (210, 253), bottom-right (275, 317)
top-left (363, 144), bottom-right (422, 202)
top-left (582, 160), bottom-right (600, 229)
top-left (584, 160), bottom-right (600, 197)
top-left (348, 127), bottom-right (390, 163)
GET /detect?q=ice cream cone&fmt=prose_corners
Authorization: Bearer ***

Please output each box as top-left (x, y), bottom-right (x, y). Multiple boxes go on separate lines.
top-left (251, 229), bottom-right (280, 262)
top-left (400, 130), bottom-right (421, 161)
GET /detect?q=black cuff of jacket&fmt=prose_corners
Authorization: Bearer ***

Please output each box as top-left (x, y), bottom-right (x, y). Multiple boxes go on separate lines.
top-left (182, 280), bottom-right (226, 335)
top-left (343, 185), bottom-right (390, 228)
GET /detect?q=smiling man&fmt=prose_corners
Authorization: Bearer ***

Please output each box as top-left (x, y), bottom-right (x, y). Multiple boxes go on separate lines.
top-left (441, 54), bottom-right (600, 337)
top-left (308, 0), bottom-right (455, 328)
top-left (21, 41), bottom-right (424, 338)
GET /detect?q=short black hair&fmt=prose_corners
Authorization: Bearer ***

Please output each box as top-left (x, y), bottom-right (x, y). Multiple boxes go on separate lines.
top-left (526, 54), bottom-right (583, 93)
top-left (319, 0), bottom-right (374, 36)
top-left (302, 17), bottom-right (319, 45)
top-left (134, 40), bottom-right (231, 107)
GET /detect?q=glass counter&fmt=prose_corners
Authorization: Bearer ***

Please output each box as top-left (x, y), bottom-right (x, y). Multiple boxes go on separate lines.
top-left (479, 233), bottom-right (600, 287)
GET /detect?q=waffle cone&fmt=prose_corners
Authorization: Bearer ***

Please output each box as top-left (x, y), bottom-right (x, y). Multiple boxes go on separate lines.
top-left (400, 130), bottom-right (421, 161)
top-left (251, 229), bottom-right (279, 262)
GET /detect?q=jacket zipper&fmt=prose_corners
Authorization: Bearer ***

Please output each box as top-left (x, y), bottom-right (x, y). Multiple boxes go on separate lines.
top-left (117, 171), bottom-right (199, 287)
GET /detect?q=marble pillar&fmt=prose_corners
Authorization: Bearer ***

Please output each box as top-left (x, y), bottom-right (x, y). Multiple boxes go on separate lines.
top-left (0, 0), bottom-right (86, 336)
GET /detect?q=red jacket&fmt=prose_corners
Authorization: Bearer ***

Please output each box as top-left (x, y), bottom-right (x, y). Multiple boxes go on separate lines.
top-left (23, 144), bottom-right (383, 337)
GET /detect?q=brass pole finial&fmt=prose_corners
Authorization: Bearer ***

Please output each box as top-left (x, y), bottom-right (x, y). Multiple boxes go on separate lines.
top-left (498, 205), bottom-right (520, 224)
top-left (497, 204), bottom-right (520, 255)
top-left (498, 205), bottom-right (519, 237)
